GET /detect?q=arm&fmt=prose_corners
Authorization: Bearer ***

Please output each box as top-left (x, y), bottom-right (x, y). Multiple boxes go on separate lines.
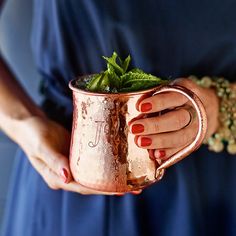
top-left (0, 56), bottom-right (44, 140)
top-left (0, 54), bottom-right (72, 183)
top-left (0, 0), bottom-right (75, 187)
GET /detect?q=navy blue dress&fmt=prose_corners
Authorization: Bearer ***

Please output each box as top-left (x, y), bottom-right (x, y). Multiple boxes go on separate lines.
top-left (2, 1), bottom-right (236, 235)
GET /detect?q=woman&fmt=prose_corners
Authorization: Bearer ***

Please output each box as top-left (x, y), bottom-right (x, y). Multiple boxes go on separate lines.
top-left (1, 0), bottom-right (236, 235)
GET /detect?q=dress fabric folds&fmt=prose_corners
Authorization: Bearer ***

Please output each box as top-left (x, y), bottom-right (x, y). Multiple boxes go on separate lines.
top-left (2, 1), bottom-right (236, 235)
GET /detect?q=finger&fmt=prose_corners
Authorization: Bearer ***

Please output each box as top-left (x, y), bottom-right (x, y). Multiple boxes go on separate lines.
top-left (63, 182), bottom-right (142, 195)
top-left (130, 108), bottom-right (191, 135)
top-left (30, 156), bottom-right (61, 190)
top-left (31, 155), bottom-right (143, 195)
top-left (130, 190), bottom-right (142, 195)
top-left (31, 157), bottom-right (119, 195)
top-left (59, 181), bottom-right (119, 195)
top-left (172, 78), bottom-right (200, 94)
top-left (138, 92), bottom-right (188, 113)
top-left (148, 149), bottom-right (168, 161)
top-left (116, 190), bottom-right (142, 196)
top-left (149, 145), bottom-right (192, 167)
top-left (39, 147), bottom-right (72, 183)
top-left (135, 121), bottom-right (198, 149)
top-left (154, 147), bottom-right (183, 161)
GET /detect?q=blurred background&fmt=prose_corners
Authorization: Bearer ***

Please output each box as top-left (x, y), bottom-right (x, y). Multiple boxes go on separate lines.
top-left (0, 0), bottom-right (41, 229)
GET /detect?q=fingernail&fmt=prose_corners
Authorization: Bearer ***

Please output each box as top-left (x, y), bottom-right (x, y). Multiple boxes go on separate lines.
top-left (131, 124), bottom-right (144, 134)
top-left (141, 137), bottom-right (152, 147)
top-left (60, 168), bottom-right (69, 183)
top-left (159, 150), bottom-right (166, 159)
top-left (141, 103), bottom-right (152, 112)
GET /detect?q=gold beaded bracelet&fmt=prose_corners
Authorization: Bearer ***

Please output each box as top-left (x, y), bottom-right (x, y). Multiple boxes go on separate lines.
top-left (189, 75), bottom-right (236, 154)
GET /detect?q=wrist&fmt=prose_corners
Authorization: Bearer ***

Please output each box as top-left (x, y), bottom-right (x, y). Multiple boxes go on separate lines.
top-left (13, 114), bottom-right (50, 154)
top-left (190, 76), bottom-right (236, 154)
top-left (205, 87), bottom-right (220, 138)
top-left (0, 106), bottom-right (46, 147)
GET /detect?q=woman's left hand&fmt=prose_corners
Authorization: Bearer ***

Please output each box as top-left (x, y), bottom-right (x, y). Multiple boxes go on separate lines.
top-left (129, 78), bottom-right (220, 162)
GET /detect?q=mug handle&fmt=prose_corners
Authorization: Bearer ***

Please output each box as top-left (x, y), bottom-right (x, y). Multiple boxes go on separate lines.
top-left (151, 85), bottom-right (208, 173)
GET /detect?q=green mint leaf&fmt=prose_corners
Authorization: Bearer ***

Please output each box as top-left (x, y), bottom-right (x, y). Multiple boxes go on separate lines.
top-left (84, 51), bottom-right (168, 93)
top-left (86, 74), bottom-right (103, 91)
top-left (121, 55), bottom-right (131, 73)
top-left (130, 68), bottom-right (145, 73)
top-left (108, 70), bottom-right (121, 89)
top-left (102, 52), bottom-right (124, 75)
top-left (99, 72), bottom-right (111, 91)
top-left (121, 72), bottom-right (162, 86)
top-left (86, 72), bottom-right (110, 92)
top-left (120, 80), bottom-right (163, 92)
top-left (119, 81), bottom-right (153, 92)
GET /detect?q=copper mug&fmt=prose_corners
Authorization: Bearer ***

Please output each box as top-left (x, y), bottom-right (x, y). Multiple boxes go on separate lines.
top-left (69, 75), bottom-right (207, 193)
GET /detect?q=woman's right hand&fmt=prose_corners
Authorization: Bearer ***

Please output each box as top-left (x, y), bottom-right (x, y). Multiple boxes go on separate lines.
top-left (16, 115), bottom-right (122, 195)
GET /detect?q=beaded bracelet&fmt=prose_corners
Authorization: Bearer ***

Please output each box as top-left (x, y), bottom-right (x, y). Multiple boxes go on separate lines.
top-left (189, 75), bottom-right (236, 154)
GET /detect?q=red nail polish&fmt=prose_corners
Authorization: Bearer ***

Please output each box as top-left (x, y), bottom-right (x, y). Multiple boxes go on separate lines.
top-left (131, 124), bottom-right (144, 134)
top-left (159, 150), bottom-right (166, 159)
top-left (60, 168), bottom-right (69, 183)
top-left (141, 137), bottom-right (152, 147)
top-left (141, 103), bottom-right (152, 112)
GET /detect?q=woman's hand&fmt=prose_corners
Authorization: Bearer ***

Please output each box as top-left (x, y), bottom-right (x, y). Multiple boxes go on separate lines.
top-left (16, 115), bottom-right (125, 195)
top-left (129, 78), bottom-right (220, 162)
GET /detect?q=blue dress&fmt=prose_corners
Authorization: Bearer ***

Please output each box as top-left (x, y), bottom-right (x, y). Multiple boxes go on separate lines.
top-left (2, 1), bottom-right (236, 235)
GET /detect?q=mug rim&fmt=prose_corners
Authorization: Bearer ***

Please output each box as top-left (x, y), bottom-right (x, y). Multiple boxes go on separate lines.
top-left (69, 74), bottom-right (165, 97)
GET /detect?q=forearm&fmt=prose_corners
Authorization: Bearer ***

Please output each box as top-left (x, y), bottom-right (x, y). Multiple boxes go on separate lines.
top-left (0, 55), bottom-right (45, 144)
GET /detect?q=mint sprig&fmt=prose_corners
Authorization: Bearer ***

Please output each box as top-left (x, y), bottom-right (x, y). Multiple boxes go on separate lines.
top-left (85, 52), bottom-right (167, 93)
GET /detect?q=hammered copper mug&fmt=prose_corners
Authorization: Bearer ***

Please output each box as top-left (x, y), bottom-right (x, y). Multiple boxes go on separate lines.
top-left (69, 75), bottom-right (207, 193)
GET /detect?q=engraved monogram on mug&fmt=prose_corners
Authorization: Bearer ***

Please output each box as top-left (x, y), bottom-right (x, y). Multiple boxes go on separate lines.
top-left (88, 118), bottom-right (110, 148)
